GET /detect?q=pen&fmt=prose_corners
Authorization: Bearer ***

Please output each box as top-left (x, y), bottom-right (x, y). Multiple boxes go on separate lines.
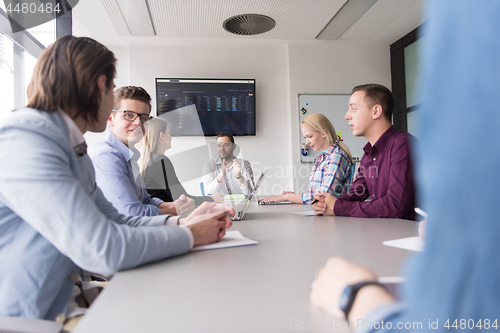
top-left (311, 191), bottom-right (323, 205)
top-left (414, 207), bottom-right (427, 218)
top-left (310, 199), bottom-right (323, 216)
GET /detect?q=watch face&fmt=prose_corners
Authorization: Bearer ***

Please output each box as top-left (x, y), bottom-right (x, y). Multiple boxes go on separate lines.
top-left (340, 285), bottom-right (352, 311)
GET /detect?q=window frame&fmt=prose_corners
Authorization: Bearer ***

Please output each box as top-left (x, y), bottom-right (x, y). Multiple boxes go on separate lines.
top-left (0, 4), bottom-right (72, 113)
top-left (390, 25), bottom-right (424, 132)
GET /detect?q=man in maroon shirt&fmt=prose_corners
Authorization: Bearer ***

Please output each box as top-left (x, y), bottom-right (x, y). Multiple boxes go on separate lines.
top-left (312, 84), bottom-right (415, 220)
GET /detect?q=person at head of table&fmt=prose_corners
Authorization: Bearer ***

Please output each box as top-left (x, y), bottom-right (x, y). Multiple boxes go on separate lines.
top-left (202, 132), bottom-right (254, 197)
top-left (0, 35), bottom-right (234, 321)
top-left (89, 86), bottom-right (195, 217)
top-left (259, 113), bottom-right (353, 204)
top-left (310, 1), bottom-right (500, 330)
top-left (137, 117), bottom-right (224, 206)
top-left (312, 84), bottom-right (415, 220)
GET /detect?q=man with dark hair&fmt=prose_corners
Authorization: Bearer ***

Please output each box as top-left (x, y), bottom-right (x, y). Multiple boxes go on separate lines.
top-left (313, 83), bottom-right (415, 220)
top-left (89, 86), bottom-right (195, 217)
top-left (351, 84), bottom-right (395, 122)
top-left (0, 36), bottom-right (233, 321)
top-left (203, 133), bottom-right (254, 196)
top-left (311, 2), bottom-right (500, 330)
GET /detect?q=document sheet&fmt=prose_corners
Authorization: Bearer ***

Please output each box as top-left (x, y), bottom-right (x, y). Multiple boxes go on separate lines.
top-left (383, 236), bottom-right (424, 252)
top-left (192, 230), bottom-right (258, 251)
top-left (291, 210), bottom-right (317, 216)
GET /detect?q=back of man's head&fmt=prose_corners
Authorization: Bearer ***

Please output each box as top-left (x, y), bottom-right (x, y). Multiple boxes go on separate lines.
top-left (26, 35), bottom-right (116, 125)
top-left (114, 86), bottom-right (152, 111)
top-left (352, 84), bottom-right (394, 122)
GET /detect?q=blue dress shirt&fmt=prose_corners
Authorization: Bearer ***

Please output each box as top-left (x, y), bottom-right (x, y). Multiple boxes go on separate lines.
top-left (0, 109), bottom-right (190, 320)
top-left (89, 131), bottom-right (164, 216)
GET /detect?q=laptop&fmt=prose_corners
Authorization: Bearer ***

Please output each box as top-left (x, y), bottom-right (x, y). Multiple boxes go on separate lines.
top-left (229, 170), bottom-right (268, 221)
top-left (249, 169), bottom-right (266, 192)
top-left (258, 199), bottom-right (293, 205)
top-left (230, 191), bottom-right (255, 221)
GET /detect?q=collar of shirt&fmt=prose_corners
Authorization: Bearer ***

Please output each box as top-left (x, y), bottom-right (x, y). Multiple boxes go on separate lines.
top-left (315, 144), bottom-right (337, 164)
top-left (363, 125), bottom-right (397, 155)
top-left (59, 110), bottom-right (87, 157)
top-left (103, 130), bottom-right (138, 162)
top-left (58, 109), bottom-right (85, 148)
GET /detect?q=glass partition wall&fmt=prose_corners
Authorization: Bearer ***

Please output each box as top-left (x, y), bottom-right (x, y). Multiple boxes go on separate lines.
top-left (390, 26), bottom-right (424, 138)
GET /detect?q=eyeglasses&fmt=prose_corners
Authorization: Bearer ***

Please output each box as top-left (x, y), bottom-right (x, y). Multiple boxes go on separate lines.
top-left (113, 110), bottom-right (153, 123)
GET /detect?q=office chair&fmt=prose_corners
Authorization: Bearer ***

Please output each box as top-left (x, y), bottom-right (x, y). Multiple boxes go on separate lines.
top-left (0, 316), bottom-right (63, 333)
top-left (347, 161), bottom-right (357, 190)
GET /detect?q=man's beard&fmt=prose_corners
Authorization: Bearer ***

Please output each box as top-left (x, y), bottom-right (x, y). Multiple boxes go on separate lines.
top-left (222, 154), bottom-right (234, 161)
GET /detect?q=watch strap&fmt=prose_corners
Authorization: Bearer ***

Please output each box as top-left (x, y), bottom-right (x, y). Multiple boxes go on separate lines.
top-left (342, 281), bottom-right (385, 320)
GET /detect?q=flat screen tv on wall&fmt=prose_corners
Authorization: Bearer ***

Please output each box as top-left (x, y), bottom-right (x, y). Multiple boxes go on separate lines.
top-left (155, 78), bottom-right (256, 136)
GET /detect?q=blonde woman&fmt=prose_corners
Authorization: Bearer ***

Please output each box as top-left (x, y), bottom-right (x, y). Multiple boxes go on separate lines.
top-left (260, 113), bottom-right (353, 204)
top-left (137, 118), bottom-right (224, 205)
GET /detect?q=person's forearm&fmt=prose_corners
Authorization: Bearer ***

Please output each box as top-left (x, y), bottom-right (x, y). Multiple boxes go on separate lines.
top-left (217, 172), bottom-right (224, 183)
top-left (330, 199), bottom-right (337, 215)
top-left (284, 193), bottom-right (303, 203)
top-left (341, 176), bottom-right (369, 203)
top-left (159, 202), bottom-right (177, 215)
top-left (349, 285), bottom-right (396, 331)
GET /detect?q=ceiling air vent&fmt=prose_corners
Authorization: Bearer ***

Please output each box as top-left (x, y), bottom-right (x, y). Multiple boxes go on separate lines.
top-left (223, 14), bottom-right (276, 35)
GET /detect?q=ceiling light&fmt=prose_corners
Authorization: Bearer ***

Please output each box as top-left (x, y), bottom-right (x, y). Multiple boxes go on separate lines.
top-left (115, 0), bottom-right (155, 36)
top-left (316, 0), bottom-right (378, 40)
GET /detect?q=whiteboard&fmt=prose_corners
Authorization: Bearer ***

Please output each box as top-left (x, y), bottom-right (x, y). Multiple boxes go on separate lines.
top-left (299, 94), bottom-right (366, 163)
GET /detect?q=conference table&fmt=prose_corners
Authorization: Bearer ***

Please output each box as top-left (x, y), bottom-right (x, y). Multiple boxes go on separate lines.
top-left (74, 201), bottom-right (418, 333)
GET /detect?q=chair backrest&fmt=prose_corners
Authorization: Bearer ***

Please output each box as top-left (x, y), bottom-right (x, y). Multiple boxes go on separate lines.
top-left (200, 182), bottom-right (205, 196)
top-left (346, 162), bottom-right (357, 190)
top-left (0, 316), bottom-right (62, 333)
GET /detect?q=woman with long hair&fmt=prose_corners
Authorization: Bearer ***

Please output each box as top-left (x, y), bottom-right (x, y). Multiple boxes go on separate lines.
top-left (137, 117), bottom-right (224, 205)
top-left (260, 113), bottom-right (353, 204)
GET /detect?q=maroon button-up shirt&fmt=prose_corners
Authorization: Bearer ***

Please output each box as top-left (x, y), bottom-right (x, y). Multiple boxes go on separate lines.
top-left (334, 126), bottom-right (416, 220)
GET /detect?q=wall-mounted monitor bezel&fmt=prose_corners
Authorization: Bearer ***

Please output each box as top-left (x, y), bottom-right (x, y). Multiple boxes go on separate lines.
top-left (155, 78), bottom-right (256, 137)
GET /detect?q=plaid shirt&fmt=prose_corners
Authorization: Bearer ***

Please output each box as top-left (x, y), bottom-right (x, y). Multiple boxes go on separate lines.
top-left (302, 144), bottom-right (352, 203)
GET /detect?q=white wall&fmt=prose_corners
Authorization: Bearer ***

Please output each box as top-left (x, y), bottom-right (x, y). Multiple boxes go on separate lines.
top-left (126, 43), bottom-right (291, 195)
top-left (84, 40), bottom-right (391, 197)
top-left (287, 41), bottom-right (391, 193)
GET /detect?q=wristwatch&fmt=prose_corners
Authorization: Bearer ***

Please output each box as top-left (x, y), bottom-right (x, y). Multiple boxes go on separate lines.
top-left (235, 174), bottom-right (243, 179)
top-left (340, 281), bottom-right (384, 320)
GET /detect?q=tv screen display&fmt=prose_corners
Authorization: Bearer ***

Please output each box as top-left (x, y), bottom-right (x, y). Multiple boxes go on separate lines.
top-left (155, 78), bottom-right (256, 136)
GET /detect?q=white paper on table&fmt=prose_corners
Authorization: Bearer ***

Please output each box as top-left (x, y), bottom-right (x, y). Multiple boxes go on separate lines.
top-left (378, 276), bottom-right (407, 284)
top-left (291, 211), bottom-right (317, 216)
top-left (192, 231), bottom-right (258, 251)
top-left (383, 236), bottom-right (424, 252)
top-left (378, 276), bottom-right (407, 300)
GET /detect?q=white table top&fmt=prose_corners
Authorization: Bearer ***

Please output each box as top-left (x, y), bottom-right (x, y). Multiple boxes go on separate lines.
top-left (75, 202), bottom-right (418, 333)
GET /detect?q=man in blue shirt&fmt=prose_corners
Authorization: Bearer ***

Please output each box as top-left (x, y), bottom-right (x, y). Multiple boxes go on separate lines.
top-left (310, 1), bottom-right (500, 331)
top-left (89, 86), bottom-right (195, 217)
top-left (0, 36), bottom-right (233, 321)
